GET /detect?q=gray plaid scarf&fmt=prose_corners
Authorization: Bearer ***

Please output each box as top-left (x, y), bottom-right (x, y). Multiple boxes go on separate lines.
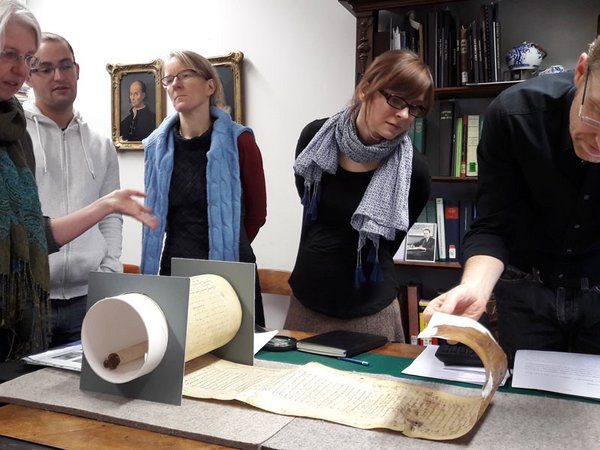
top-left (294, 107), bottom-right (413, 284)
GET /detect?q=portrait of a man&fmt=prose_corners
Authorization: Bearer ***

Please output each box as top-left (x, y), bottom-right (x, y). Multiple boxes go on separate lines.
top-left (405, 225), bottom-right (437, 262)
top-left (120, 78), bottom-right (156, 141)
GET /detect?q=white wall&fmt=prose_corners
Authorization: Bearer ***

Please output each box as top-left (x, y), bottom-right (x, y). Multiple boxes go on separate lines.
top-left (28, 0), bottom-right (356, 271)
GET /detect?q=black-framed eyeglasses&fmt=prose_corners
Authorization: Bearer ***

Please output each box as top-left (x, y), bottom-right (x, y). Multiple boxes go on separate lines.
top-left (160, 69), bottom-right (204, 88)
top-left (379, 90), bottom-right (427, 118)
top-left (30, 61), bottom-right (76, 77)
top-left (0, 49), bottom-right (39, 69)
top-left (579, 65), bottom-right (600, 130)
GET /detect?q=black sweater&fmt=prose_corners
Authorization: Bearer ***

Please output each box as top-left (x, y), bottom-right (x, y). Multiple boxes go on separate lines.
top-left (289, 118), bottom-right (431, 318)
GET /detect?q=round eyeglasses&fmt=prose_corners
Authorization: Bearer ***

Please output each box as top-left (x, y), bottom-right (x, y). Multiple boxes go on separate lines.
top-left (161, 69), bottom-right (204, 88)
top-left (0, 49), bottom-right (39, 69)
top-left (379, 90), bottom-right (428, 118)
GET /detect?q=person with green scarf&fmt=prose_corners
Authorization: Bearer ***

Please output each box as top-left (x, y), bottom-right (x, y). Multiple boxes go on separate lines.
top-left (0, 0), bottom-right (157, 362)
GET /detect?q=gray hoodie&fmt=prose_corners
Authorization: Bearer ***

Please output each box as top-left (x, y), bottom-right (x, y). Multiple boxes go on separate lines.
top-left (24, 101), bottom-right (123, 300)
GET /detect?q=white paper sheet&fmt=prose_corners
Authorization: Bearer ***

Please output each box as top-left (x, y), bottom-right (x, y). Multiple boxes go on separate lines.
top-left (512, 349), bottom-right (600, 398)
top-left (22, 341), bottom-right (83, 372)
top-left (402, 345), bottom-right (508, 386)
top-left (253, 330), bottom-right (278, 354)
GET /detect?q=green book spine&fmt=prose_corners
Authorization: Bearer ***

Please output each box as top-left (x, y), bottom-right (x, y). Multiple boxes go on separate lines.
top-left (454, 116), bottom-right (463, 177)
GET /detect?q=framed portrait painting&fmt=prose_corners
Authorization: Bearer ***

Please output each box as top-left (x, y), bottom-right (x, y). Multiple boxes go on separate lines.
top-left (209, 51), bottom-right (244, 124)
top-left (106, 59), bottom-right (166, 151)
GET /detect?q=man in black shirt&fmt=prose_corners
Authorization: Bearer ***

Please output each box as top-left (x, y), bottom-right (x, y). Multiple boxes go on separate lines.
top-left (424, 35), bottom-right (600, 365)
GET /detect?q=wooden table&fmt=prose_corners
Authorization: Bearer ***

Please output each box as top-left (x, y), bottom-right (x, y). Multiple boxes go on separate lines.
top-left (0, 332), bottom-right (423, 449)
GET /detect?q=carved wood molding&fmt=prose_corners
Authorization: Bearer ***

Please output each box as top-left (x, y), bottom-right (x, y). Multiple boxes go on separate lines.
top-left (356, 14), bottom-right (373, 81)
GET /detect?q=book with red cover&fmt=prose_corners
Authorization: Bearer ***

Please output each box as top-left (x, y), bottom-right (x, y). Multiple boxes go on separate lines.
top-left (444, 199), bottom-right (460, 261)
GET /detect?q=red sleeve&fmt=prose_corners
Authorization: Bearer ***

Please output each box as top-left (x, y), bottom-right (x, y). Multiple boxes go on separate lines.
top-left (238, 131), bottom-right (267, 241)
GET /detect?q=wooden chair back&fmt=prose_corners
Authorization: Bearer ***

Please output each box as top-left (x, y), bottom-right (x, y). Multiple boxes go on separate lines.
top-left (257, 269), bottom-right (292, 296)
top-left (123, 263), bottom-right (141, 274)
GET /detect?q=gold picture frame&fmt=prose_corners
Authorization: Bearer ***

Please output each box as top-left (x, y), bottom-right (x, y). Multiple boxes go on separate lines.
top-left (106, 59), bottom-right (166, 151)
top-left (209, 51), bottom-right (244, 124)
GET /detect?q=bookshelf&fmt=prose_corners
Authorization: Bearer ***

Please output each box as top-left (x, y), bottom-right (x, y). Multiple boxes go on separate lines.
top-left (340, 0), bottom-right (599, 300)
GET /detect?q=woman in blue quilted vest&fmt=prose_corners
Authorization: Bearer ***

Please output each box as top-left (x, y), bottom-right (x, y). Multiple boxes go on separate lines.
top-left (141, 51), bottom-right (267, 326)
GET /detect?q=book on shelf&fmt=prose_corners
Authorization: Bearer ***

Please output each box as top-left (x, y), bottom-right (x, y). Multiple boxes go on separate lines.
top-left (453, 116), bottom-right (463, 177)
top-left (458, 199), bottom-right (475, 255)
top-left (461, 114), bottom-right (468, 176)
top-left (448, 11), bottom-right (458, 87)
top-left (404, 222), bottom-right (437, 263)
top-left (389, 10), bottom-right (423, 58)
top-left (296, 330), bottom-right (388, 358)
top-left (418, 299), bottom-right (438, 345)
top-left (435, 198), bottom-right (446, 261)
top-left (424, 199), bottom-right (437, 223)
top-left (426, 10), bottom-right (438, 86)
top-left (492, 2), bottom-right (501, 82)
top-left (444, 199), bottom-right (460, 261)
top-left (471, 19), bottom-right (483, 84)
top-left (411, 117), bottom-right (425, 154)
top-left (407, 10), bottom-right (424, 58)
top-left (395, 2), bottom-right (501, 89)
top-left (466, 114), bottom-right (480, 177)
top-left (438, 9), bottom-right (455, 88)
top-left (479, 4), bottom-right (490, 82)
top-left (459, 25), bottom-right (469, 85)
top-left (438, 100), bottom-right (455, 177)
top-left (406, 283), bottom-right (421, 345)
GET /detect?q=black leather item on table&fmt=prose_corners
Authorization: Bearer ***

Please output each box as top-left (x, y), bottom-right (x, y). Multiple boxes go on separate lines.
top-left (435, 340), bottom-right (483, 367)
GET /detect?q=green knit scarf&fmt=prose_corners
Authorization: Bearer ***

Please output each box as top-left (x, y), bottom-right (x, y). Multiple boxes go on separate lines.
top-left (0, 97), bottom-right (51, 361)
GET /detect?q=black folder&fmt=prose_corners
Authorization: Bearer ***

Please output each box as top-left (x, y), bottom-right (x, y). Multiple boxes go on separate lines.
top-left (296, 330), bottom-right (388, 357)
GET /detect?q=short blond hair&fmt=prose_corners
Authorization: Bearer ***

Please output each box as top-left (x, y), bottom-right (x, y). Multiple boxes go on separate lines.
top-left (167, 50), bottom-right (226, 110)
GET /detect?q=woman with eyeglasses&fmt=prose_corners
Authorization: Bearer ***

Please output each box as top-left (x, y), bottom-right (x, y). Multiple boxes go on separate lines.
top-left (141, 50), bottom-right (267, 326)
top-left (285, 50), bottom-right (434, 341)
top-left (0, 0), bottom-right (157, 363)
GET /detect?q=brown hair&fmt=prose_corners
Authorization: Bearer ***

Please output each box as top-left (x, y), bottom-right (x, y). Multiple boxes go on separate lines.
top-left (40, 32), bottom-right (76, 62)
top-left (167, 50), bottom-right (226, 110)
top-left (353, 50), bottom-right (434, 112)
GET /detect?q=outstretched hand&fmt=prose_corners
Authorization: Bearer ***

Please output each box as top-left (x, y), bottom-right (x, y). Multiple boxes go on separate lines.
top-left (104, 189), bottom-right (158, 229)
top-left (422, 283), bottom-right (488, 324)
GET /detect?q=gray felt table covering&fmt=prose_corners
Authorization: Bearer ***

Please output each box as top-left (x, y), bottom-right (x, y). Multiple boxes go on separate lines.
top-left (1, 366), bottom-right (599, 449)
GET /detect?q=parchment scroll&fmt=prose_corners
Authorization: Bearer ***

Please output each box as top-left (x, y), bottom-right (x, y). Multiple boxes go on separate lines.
top-left (183, 312), bottom-right (507, 440)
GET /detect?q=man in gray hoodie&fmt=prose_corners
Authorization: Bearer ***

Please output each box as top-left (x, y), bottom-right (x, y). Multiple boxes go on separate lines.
top-left (24, 32), bottom-right (122, 347)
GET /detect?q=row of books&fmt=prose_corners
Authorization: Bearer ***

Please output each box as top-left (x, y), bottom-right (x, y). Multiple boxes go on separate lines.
top-left (439, 104), bottom-right (482, 177)
top-left (405, 101), bottom-right (481, 177)
top-left (395, 197), bottom-right (477, 264)
top-left (385, 2), bottom-right (501, 88)
top-left (459, 2), bottom-right (502, 85)
top-left (389, 10), bottom-right (424, 57)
